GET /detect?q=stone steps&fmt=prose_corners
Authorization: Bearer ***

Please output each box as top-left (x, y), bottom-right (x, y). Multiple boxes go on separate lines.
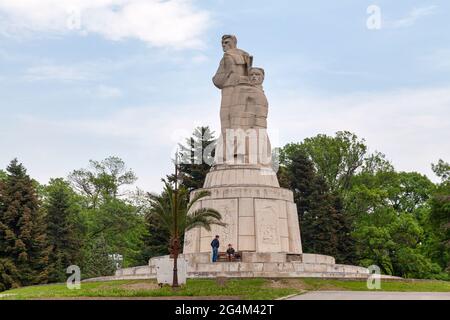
top-left (84, 253), bottom-right (402, 282)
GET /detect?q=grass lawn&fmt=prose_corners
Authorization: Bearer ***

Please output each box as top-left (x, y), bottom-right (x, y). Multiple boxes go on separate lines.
top-left (1, 278), bottom-right (449, 300)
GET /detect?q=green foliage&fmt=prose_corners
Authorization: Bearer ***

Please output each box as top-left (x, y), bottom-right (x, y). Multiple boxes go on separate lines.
top-left (428, 180), bottom-right (450, 272)
top-left (390, 172), bottom-right (435, 214)
top-left (68, 157), bottom-right (147, 268)
top-left (353, 207), bottom-right (441, 278)
top-left (348, 168), bottom-right (442, 278)
top-left (1, 278), bottom-right (300, 300)
top-left (168, 126), bottom-right (216, 192)
top-left (147, 181), bottom-right (225, 249)
top-left (88, 199), bottom-right (147, 267)
top-left (3, 278), bottom-right (450, 300)
top-left (80, 235), bottom-right (116, 279)
top-left (68, 156), bottom-right (137, 208)
top-left (44, 178), bottom-right (83, 283)
top-left (432, 159), bottom-right (450, 183)
top-left (0, 258), bottom-right (19, 292)
top-left (281, 132), bottom-right (448, 279)
top-left (279, 148), bottom-right (355, 264)
top-left (282, 131), bottom-right (367, 193)
top-left (0, 159), bottom-right (50, 288)
top-left (142, 214), bottom-right (170, 259)
top-left (1, 136), bottom-right (448, 290)
top-left (0, 170), bottom-right (6, 181)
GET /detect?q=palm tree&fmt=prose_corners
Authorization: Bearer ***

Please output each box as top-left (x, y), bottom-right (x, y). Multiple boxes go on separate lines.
top-left (147, 179), bottom-right (226, 288)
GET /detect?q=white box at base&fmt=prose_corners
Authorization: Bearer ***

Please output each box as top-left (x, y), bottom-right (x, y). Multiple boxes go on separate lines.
top-left (155, 257), bottom-right (187, 285)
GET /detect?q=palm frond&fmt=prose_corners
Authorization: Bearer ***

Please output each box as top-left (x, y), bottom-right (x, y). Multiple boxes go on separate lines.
top-left (187, 190), bottom-right (211, 212)
top-left (146, 181), bottom-right (226, 242)
top-left (186, 207), bottom-right (227, 231)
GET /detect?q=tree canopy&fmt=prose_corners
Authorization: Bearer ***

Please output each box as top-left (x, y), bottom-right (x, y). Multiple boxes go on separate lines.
top-left (1, 131), bottom-right (449, 291)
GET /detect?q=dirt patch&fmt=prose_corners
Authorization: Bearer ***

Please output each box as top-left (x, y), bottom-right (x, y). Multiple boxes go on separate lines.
top-left (266, 279), bottom-right (308, 291)
top-left (119, 282), bottom-right (160, 291)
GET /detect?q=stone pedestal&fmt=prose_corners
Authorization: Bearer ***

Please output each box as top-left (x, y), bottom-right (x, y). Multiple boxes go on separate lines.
top-left (183, 164), bottom-right (302, 255)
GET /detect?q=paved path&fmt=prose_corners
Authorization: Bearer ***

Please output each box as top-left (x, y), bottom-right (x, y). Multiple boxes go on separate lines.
top-left (287, 291), bottom-right (450, 300)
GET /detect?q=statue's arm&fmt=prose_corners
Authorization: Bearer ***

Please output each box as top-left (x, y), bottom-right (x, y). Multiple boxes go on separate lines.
top-left (212, 55), bottom-right (233, 89)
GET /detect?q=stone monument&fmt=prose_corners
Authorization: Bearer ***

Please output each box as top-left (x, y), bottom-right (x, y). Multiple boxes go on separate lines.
top-left (107, 36), bottom-right (393, 281)
top-left (183, 34), bottom-right (302, 256)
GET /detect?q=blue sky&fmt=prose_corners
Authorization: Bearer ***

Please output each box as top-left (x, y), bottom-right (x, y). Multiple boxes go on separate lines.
top-left (0, 0), bottom-right (449, 192)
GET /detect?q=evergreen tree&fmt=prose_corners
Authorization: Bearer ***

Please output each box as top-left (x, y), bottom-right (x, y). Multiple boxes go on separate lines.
top-left (143, 213), bottom-right (170, 259)
top-left (0, 170), bottom-right (6, 181)
top-left (428, 164), bottom-right (450, 273)
top-left (0, 258), bottom-right (19, 292)
top-left (168, 126), bottom-right (216, 191)
top-left (45, 178), bottom-right (81, 283)
top-left (0, 159), bottom-right (50, 287)
top-left (281, 150), bottom-right (355, 263)
top-left (80, 235), bottom-right (116, 279)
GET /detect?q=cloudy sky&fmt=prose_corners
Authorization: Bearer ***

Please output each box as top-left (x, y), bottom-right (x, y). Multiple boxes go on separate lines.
top-left (0, 0), bottom-right (449, 192)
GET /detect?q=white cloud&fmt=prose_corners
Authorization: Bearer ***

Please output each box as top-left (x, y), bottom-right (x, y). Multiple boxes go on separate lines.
top-left (95, 85), bottom-right (123, 98)
top-left (7, 102), bottom-right (219, 192)
top-left (0, 0), bottom-right (211, 49)
top-left (421, 49), bottom-right (450, 70)
top-left (24, 64), bottom-right (97, 81)
top-left (269, 86), bottom-right (450, 181)
top-left (386, 5), bottom-right (437, 28)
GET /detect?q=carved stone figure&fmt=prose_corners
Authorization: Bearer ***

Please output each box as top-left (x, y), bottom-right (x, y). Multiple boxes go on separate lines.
top-left (213, 35), bottom-right (271, 165)
top-left (182, 34), bottom-right (303, 257)
top-left (213, 35), bottom-right (253, 132)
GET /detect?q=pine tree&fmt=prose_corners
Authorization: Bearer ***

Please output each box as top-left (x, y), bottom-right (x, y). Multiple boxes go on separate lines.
top-left (0, 159), bottom-right (50, 287)
top-left (80, 235), bottom-right (116, 279)
top-left (0, 258), bottom-right (19, 292)
top-left (45, 179), bottom-right (81, 283)
top-left (168, 126), bottom-right (216, 191)
top-left (282, 150), bottom-right (355, 264)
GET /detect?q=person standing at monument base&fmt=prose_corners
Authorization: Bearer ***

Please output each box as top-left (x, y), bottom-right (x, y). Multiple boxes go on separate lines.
top-left (211, 235), bottom-right (220, 262)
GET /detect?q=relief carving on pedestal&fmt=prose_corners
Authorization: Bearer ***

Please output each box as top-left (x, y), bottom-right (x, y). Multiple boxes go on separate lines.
top-left (204, 199), bottom-right (238, 252)
top-left (262, 225), bottom-right (278, 244)
top-left (255, 200), bottom-right (281, 252)
top-left (215, 203), bottom-right (235, 251)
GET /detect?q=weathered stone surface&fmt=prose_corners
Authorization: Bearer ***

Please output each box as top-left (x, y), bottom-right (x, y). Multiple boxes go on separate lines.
top-left (238, 235), bottom-right (256, 251)
top-left (302, 253), bottom-right (335, 265)
top-left (239, 216), bottom-right (255, 236)
top-left (199, 198), bottom-right (238, 252)
top-left (106, 252), bottom-right (376, 281)
top-left (185, 185), bottom-right (301, 254)
top-left (239, 198), bottom-right (254, 217)
top-left (254, 199), bottom-right (282, 252)
top-left (241, 252), bottom-right (286, 263)
top-left (204, 165), bottom-right (279, 188)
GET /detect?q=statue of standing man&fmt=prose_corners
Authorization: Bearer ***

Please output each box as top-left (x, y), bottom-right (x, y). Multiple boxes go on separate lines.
top-left (213, 35), bottom-right (271, 166)
top-left (213, 35), bottom-right (253, 131)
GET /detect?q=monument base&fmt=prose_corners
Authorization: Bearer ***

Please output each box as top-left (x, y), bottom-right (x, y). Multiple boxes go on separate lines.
top-left (85, 252), bottom-right (402, 282)
top-left (183, 164), bottom-right (303, 255)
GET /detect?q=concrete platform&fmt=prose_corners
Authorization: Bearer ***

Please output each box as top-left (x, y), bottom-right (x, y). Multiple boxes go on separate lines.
top-left (85, 252), bottom-right (400, 282)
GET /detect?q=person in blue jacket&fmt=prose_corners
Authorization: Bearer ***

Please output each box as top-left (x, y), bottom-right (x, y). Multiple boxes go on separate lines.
top-left (211, 235), bottom-right (220, 262)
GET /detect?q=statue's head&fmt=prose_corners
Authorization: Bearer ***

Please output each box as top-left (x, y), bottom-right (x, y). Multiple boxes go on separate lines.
top-left (249, 67), bottom-right (265, 85)
top-left (221, 34), bottom-right (237, 52)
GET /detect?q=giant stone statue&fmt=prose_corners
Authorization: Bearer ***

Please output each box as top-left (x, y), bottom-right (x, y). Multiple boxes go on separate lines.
top-left (213, 35), bottom-right (271, 166)
top-left (183, 35), bottom-right (302, 256)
